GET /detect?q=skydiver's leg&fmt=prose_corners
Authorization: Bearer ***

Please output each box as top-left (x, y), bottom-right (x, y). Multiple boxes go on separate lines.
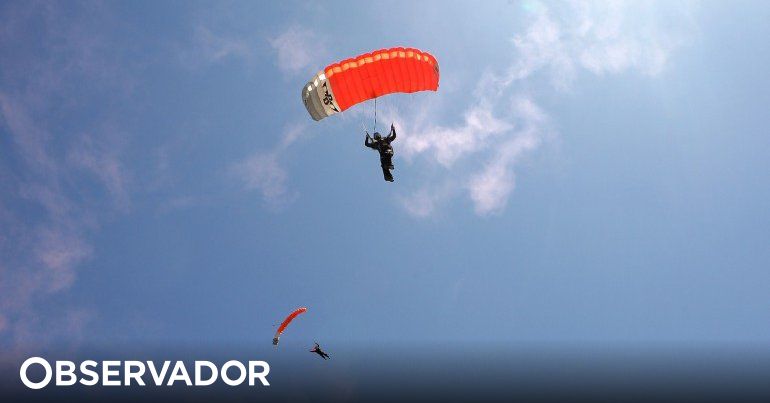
top-left (383, 154), bottom-right (394, 170)
top-left (382, 165), bottom-right (394, 182)
top-left (380, 155), bottom-right (394, 181)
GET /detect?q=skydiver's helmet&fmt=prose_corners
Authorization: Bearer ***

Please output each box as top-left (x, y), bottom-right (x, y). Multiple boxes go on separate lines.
top-left (373, 132), bottom-right (382, 141)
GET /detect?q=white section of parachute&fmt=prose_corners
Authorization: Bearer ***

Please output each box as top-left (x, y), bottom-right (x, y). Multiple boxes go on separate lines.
top-left (301, 72), bottom-right (340, 121)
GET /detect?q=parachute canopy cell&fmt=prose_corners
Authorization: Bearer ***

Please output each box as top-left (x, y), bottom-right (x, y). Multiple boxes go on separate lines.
top-left (273, 307), bottom-right (307, 346)
top-left (302, 47), bottom-right (440, 121)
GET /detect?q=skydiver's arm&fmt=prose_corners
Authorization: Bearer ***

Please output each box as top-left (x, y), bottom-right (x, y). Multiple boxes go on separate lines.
top-left (365, 133), bottom-right (373, 148)
top-left (386, 124), bottom-right (396, 142)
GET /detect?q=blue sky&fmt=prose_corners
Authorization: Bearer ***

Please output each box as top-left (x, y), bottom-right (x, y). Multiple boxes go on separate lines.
top-left (1, 0), bottom-right (769, 359)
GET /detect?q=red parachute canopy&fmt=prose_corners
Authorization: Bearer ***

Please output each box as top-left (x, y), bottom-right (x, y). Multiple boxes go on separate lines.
top-left (272, 307), bottom-right (307, 346)
top-left (302, 47), bottom-right (440, 121)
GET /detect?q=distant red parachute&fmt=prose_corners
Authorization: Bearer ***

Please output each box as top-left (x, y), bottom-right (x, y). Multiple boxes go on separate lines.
top-left (273, 307), bottom-right (307, 346)
top-left (302, 47), bottom-right (440, 121)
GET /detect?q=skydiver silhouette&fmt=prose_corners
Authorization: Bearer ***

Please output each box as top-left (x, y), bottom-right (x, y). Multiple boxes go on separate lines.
top-left (310, 342), bottom-right (330, 360)
top-left (365, 123), bottom-right (397, 182)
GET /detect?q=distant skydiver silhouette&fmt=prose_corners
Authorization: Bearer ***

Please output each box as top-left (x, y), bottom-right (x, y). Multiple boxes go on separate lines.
top-left (310, 342), bottom-right (330, 360)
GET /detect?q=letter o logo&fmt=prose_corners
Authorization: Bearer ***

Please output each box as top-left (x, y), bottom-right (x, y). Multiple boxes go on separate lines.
top-left (20, 357), bottom-right (52, 390)
top-left (221, 361), bottom-right (246, 386)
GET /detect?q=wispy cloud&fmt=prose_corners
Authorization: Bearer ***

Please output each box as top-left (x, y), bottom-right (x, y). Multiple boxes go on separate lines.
top-left (0, 2), bottom-right (135, 352)
top-left (0, 95), bottom-right (57, 173)
top-left (189, 25), bottom-right (255, 65)
top-left (397, 0), bottom-right (695, 217)
top-left (230, 124), bottom-right (306, 207)
top-left (506, 0), bottom-right (693, 87)
top-left (467, 98), bottom-right (549, 215)
top-left (227, 24), bottom-right (327, 207)
top-left (269, 26), bottom-right (327, 76)
top-left (33, 227), bottom-right (93, 293)
top-left (401, 104), bottom-right (513, 167)
top-left (397, 184), bottom-right (454, 219)
top-left (392, 91), bottom-right (551, 217)
top-left (232, 152), bottom-right (293, 205)
top-left (67, 132), bottom-right (131, 212)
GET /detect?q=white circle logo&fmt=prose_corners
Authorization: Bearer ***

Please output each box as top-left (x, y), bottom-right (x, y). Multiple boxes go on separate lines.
top-left (20, 357), bottom-right (52, 389)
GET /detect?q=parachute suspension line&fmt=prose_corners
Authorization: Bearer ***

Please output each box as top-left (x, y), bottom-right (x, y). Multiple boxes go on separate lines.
top-left (362, 98), bottom-right (377, 134)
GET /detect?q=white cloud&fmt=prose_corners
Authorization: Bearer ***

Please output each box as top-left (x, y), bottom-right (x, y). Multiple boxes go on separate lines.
top-left (193, 25), bottom-right (254, 64)
top-left (399, 190), bottom-right (439, 218)
top-left (67, 132), bottom-right (131, 212)
top-left (177, 20), bottom-right (259, 71)
top-left (269, 26), bottom-right (326, 76)
top-left (0, 95), bottom-right (57, 173)
top-left (231, 124), bottom-right (306, 207)
top-left (506, 0), bottom-right (693, 87)
top-left (34, 227), bottom-right (93, 293)
top-left (397, 184), bottom-right (454, 219)
top-left (0, 2), bottom-right (135, 351)
top-left (397, 0), bottom-right (694, 217)
top-left (468, 98), bottom-right (548, 215)
top-left (402, 104), bottom-right (513, 167)
top-left (0, 94), bottom-right (106, 349)
top-left (233, 152), bottom-right (291, 205)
